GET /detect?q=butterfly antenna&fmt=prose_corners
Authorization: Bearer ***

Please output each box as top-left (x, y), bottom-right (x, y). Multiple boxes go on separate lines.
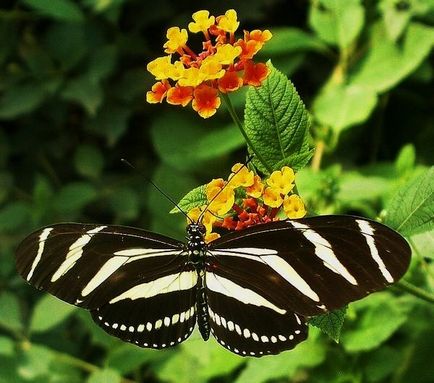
top-left (121, 159), bottom-right (193, 223)
top-left (198, 155), bottom-right (254, 223)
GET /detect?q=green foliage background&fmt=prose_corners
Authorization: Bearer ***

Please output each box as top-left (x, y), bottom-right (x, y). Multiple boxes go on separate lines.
top-left (0, 0), bottom-right (433, 382)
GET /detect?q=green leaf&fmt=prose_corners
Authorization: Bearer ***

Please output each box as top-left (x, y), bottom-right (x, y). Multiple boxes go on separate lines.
top-left (313, 84), bottom-right (378, 133)
top-left (244, 64), bottom-right (311, 174)
top-left (338, 171), bottom-right (392, 203)
top-left (147, 164), bottom-right (197, 239)
top-left (341, 294), bottom-right (410, 352)
top-left (191, 125), bottom-right (245, 161)
top-left (87, 369), bottom-right (121, 383)
top-left (409, 230), bottom-right (434, 260)
top-left (0, 83), bottom-right (48, 120)
top-left (309, 0), bottom-right (365, 48)
top-left (364, 346), bottom-right (403, 382)
top-left (30, 295), bottom-right (76, 333)
top-left (351, 22), bottom-right (434, 93)
top-left (385, 167), bottom-right (434, 236)
top-left (61, 76), bottom-right (103, 116)
top-left (17, 343), bottom-right (54, 380)
top-left (87, 45), bottom-right (118, 82)
top-left (106, 344), bottom-right (170, 375)
top-left (44, 23), bottom-right (88, 70)
top-left (108, 188), bottom-right (140, 221)
top-left (53, 182), bottom-right (98, 214)
top-left (308, 306), bottom-right (347, 342)
top-left (0, 292), bottom-right (23, 332)
top-left (379, 0), bottom-right (413, 41)
top-left (157, 338), bottom-right (244, 383)
top-left (74, 145), bottom-right (104, 179)
top-left (151, 113), bottom-right (244, 171)
top-left (23, 0), bottom-right (85, 23)
top-left (170, 185), bottom-right (207, 214)
top-left (0, 202), bottom-right (30, 232)
top-left (235, 330), bottom-right (326, 383)
top-left (89, 105), bottom-right (131, 146)
top-left (261, 27), bottom-right (329, 55)
top-left (0, 336), bottom-right (14, 356)
top-left (275, 150), bottom-right (315, 172)
top-left (395, 143), bottom-right (416, 176)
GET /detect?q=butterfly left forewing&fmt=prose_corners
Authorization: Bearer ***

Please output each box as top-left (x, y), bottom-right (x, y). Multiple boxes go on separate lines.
top-left (16, 223), bottom-right (186, 308)
top-left (16, 223), bottom-right (198, 348)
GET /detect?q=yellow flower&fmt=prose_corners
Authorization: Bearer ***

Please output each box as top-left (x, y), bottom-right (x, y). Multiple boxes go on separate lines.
top-left (206, 178), bottom-right (226, 196)
top-left (167, 61), bottom-right (185, 81)
top-left (177, 67), bottom-right (203, 87)
top-left (206, 180), bottom-right (235, 215)
top-left (228, 163), bottom-right (254, 188)
top-left (187, 206), bottom-right (201, 223)
top-left (214, 44), bottom-right (242, 65)
top-left (205, 232), bottom-right (220, 243)
top-left (189, 10), bottom-right (215, 33)
top-left (200, 56), bottom-right (225, 80)
top-left (283, 194), bottom-right (306, 219)
top-left (217, 9), bottom-right (239, 33)
top-left (146, 56), bottom-right (174, 80)
top-left (246, 175), bottom-right (264, 198)
top-left (262, 187), bottom-right (283, 208)
top-left (163, 27), bottom-right (188, 54)
top-left (266, 166), bottom-right (295, 195)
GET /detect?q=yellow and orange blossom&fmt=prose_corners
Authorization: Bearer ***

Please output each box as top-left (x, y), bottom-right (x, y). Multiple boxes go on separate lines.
top-left (146, 9), bottom-right (272, 118)
top-left (187, 163), bottom-right (306, 242)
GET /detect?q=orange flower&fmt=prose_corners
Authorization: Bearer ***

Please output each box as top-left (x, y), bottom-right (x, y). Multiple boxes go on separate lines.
top-left (146, 9), bottom-right (272, 118)
top-left (146, 81), bottom-right (169, 103)
top-left (192, 84), bottom-right (221, 118)
top-left (248, 29), bottom-right (272, 44)
top-left (218, 70), bottom-right (243, 93)
top-left (167, 85), bottom-right (193, 106)
top-left (243, 60), bottom-right (269, 86)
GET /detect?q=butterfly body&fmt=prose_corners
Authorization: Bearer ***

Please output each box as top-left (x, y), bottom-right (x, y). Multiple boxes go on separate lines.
top-left (15, 215), bottom-right (411, 357)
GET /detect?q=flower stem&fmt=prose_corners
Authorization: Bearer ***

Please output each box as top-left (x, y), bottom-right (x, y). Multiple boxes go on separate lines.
top-left (394, 280), bottom-right (434, 304)
top-left (221, 93), bottom-right (272, 174)
top-left (311, 140), bottom-right (325, 171)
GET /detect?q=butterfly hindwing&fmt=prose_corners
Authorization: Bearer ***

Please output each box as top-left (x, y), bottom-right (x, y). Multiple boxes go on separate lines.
top-left (205, 269), bottom-right (307, 357)
top-left (91, 277), bottom-right (197, 349)
top-left (209, 215), bottom-right (411, 317)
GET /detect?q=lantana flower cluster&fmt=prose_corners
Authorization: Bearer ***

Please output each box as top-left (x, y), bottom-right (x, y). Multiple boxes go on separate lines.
top-left (188, 164), bottom-right (306, 242)
top-left (146, 9), bottom-right (272, 118)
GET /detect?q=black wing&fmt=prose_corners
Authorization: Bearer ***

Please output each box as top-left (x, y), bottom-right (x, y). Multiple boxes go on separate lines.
top-left (16, 223), bottom-right (197, 349)
top-left (204, 215), bottom-right (410, 356)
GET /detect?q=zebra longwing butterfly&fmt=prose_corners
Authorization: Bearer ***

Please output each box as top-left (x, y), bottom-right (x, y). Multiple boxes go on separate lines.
top-left (16, 215), bottom-right (410, 357)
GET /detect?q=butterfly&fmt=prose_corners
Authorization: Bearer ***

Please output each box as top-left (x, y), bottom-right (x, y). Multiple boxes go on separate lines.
top-left (16, 214), bottom-right (410, 357)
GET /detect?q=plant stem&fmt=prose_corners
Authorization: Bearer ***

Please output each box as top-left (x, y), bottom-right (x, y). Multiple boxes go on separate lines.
top-left (311, 140), bottom-right (325, 171)
top-left (221, 93), bottom-right (272, 174)
top-left (394, 280), bottom-right (434, 304)
top-left (54, 350), bottom-right (137, 383)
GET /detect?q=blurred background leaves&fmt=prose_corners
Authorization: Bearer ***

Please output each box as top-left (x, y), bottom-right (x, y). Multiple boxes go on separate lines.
top-left (0, 0), bottom-right (433, 382)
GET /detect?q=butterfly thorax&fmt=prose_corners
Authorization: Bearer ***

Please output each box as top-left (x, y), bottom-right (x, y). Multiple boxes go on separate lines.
top-left (186, 223), bottom-right (207, 267)
top-left (185, 223), bottom-right (210, 340)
